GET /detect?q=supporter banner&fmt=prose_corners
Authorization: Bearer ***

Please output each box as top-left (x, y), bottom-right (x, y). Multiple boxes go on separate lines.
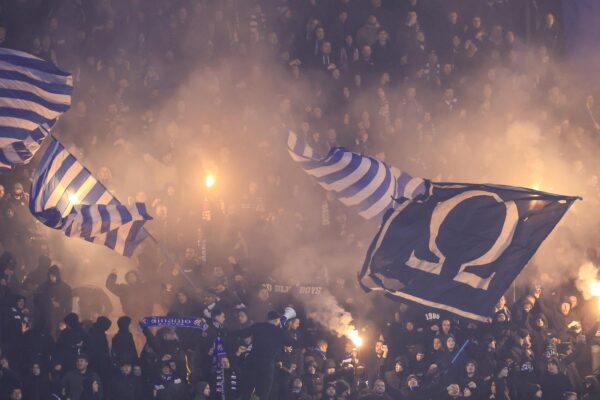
top-left (261, 283), bottom-right (324, 297)
top-left (360, 182), bottom-right (578, 322)
top-left (140, 316), bottom-right (209, 331)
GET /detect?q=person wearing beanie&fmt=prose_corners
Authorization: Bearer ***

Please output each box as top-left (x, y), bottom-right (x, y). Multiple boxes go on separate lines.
top-left (33, 264), bottom-right (72, 337)
top-left (541, 358), bottom-right (572, 400)
top-left (236, 310), bottom-right (293, 400)
top-left (400, 374), bottom-right (426, 400)
top-left (111, 316), bottom-right (138, 367)
top-left (537, 292), bottom-right (578, 341)
top-left (323, 358), bottom-right (338, 380)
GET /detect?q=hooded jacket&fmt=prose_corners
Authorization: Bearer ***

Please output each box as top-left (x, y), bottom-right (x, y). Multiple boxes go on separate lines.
top-left (34, 266), bottom-right (72, 328)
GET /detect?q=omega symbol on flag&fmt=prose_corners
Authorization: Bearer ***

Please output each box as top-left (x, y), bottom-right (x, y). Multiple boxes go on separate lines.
top-left (405, 190), bottom-right (519, 290)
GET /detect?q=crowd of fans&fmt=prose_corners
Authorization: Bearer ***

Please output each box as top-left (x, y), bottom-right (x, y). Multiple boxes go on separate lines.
top-left (2, 0), bottom-right (600, 399)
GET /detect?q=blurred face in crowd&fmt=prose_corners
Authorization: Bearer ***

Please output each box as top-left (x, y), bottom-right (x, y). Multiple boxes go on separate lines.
top-left (408, 376), bottom-right (418, 389)
top-left (546, 13), bottom-right (555, 27)
top-left (448, 12), bottom-right (458, 24)
top-left (76, 358), bottom-right (88, 372)
top-left (547, 362), bottom-right (559, 375)
top-left (238, 311), bottom-right (248, 325)
top-left (377, 30), bottom-right (388, 43)
top-left (446, 337), bottom-right (456, 351)
top-left (213, 312), bottom-right (225, 325)
top-left (32, 363), bottom-right (41, 376)
top-left (289, 318), bottom-right (300, 330)
top-left (176, 292), bottom-right (187, 304)
top-left (395, 361), bottom-right (404, 373)
top-left (133, 366), bottom-right (142, 376)
top-left (375, 341), bottom-right (384, 354)
top-left (569, 295), bottom-right (578, 308)
top-left (161, 364), bottom-right (171, 375)
top-left (373, 380), bottom-right (385, 395)
top-left (472, 16), bottom-right (482, 29)
top-left (293, 378), bottom-right (303, 390)
top-left (318, 340), bottom-right (328, 352)
top-left (326, 386), bottom-right (336, 397)
top-left (407, 12), bottom-right (417, 25)
top-left (49, 273), bottom-right (58, 283)
top-left (496, 296), bottom-right (506, 309)
top-left (433, 337), bottom-right (442, 350)
top-left (9, 389), bottom-right (22, 400)
top-left (125, 272), bottom-right (138, 285)
top-left (315, 27), bottom-right (325, 40)
top-left (321, 41), bottom-right (332, 55)
top-left (184, 248), bottom-right (195, 260)
top-left (221, 358), bottom-right (230, 369)
top-left (258, 288), bottom-right (269, 301)
top-left (560, 302), bottom-right (570, 315)
top-left (361, 45), bottom-right (371, 59)
top-left (13, 183), bottom-right (23, 196)
top-left (203, 384), bottom-right (211, 397)
top-left (466, 362), bottom-right (476, 375)
top-left (442, 319), bottom-right (451, 333)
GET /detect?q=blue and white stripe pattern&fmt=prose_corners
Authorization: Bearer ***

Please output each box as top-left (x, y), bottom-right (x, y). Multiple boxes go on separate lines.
top-left (287, 130), bottom-right (427, 220)
top-left (0, 47), bottom-right (73, 169)
top-left (30, 137), bottom-right (152, 256)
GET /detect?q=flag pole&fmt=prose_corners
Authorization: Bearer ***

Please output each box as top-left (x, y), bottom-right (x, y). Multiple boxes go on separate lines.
top-left (143, 228), bottom-right (201, 293)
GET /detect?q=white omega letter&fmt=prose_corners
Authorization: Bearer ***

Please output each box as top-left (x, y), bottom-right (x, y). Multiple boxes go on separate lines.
top-left (406, 190), bottom-right (519, 290)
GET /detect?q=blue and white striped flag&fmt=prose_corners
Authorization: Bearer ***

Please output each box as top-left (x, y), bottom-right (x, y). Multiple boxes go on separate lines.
top-left (287, 130), bottom-right (428, 220)
top-left (30, 137), bottom-right (152, 256)
top-left (0, 48), bottom-right (73, 169)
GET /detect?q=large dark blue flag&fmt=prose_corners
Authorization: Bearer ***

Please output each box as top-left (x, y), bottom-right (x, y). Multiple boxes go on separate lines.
top-left (359, 183), bottom-right (579, 322)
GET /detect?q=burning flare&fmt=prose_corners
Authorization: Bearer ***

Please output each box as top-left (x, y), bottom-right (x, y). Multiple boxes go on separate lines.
top-left (205, 174), bottom-right (216, 188)
top-left (346, 329), bottom-right (363, 348)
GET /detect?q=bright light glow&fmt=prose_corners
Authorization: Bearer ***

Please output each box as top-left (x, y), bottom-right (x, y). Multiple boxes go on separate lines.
top-left (205, 175), bottom-right (216, 188)
top-left (347, 329), bottom-right (363, 348)
top-left (591, 281), bottom-right (600, 297)
top-left (68, 193), bottom-right (79, 205)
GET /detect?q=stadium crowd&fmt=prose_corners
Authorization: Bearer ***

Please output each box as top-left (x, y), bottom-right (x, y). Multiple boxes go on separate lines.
top-left (2, 0), bottom-right (600, 399)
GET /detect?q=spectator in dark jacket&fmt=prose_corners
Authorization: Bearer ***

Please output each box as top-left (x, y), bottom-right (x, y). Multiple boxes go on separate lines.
top-left (111, 316), bottom-right (138, 366)
top-left (105, 270), bottom-right (153, 322)
top-left (34, 265), bottom-right (72, 337)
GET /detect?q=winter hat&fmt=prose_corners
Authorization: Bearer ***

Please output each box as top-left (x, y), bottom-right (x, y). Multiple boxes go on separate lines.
top-left (324, 359), bottom-right (336, 369)
top-left (267, 310), bottom-right (280, 321)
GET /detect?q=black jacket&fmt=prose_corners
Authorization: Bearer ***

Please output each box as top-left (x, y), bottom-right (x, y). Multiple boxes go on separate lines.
top-left (237, 322), bottom-right (293, 364)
